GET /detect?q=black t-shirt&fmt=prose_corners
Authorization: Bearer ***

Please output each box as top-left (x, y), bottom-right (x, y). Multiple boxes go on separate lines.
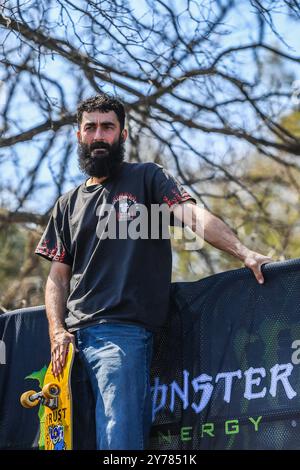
top-left (35, 162), bottom-right (196, 332)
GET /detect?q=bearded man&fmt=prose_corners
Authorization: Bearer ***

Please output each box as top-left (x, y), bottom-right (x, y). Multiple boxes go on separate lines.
top-left (35, 93), bottom-right (272, 450)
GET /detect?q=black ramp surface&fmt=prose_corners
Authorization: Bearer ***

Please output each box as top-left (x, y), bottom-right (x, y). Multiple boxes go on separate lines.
top-left (1, 259), bottom-right (300, 449)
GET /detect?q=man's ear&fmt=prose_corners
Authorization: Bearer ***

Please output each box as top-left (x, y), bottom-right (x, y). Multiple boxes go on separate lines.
top-left (76, 129), bottom-right (81, 143)
top-left (121, 128), bottom-right (128, 142)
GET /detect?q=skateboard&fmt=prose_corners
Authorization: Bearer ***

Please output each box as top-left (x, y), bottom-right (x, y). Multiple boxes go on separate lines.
top-left (20, 342), bottom-right (75, 450)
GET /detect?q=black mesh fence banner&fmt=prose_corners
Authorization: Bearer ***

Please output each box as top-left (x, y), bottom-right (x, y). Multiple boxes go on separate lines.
top-left (1, 259), bottom-right (300, 450)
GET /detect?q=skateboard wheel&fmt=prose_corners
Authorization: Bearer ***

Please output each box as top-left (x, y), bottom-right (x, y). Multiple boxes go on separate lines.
top-left (42, 383), bottom-right (60, 398)
top-left (20, 390), bottom-right (39, 408)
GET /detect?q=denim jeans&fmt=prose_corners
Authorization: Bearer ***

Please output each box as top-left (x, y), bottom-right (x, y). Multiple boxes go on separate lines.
top-left (76, 323), bottom-right (153, 450)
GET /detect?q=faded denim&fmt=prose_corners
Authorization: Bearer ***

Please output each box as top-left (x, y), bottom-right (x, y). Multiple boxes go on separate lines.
top-left (76, 323), bottom-right (153, 450)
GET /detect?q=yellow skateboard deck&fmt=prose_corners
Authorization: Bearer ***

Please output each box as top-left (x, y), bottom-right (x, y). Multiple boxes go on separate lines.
top-left (20, 343), bottom-right (75, 450)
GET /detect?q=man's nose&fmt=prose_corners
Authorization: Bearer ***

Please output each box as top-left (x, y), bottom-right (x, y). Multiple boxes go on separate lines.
top-left (93, 127), bottom-right (104, 141)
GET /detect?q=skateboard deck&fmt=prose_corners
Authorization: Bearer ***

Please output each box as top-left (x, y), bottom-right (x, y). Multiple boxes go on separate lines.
top-left (20, 342), bottom-right (75, 450)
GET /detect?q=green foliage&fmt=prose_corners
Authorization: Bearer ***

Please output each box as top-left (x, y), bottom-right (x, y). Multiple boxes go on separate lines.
top-left (171, 108), bottom-right (300, 281)
top-left (281, 112), bottom-right (300, 139)
top-left (0, 225), bottom-right (26, 282)
top-left (0, 225), bottom-right (49, 311)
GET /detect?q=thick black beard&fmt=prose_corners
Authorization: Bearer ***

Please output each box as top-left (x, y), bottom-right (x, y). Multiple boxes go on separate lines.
top-left (77, 138), bottom-right (125, 179)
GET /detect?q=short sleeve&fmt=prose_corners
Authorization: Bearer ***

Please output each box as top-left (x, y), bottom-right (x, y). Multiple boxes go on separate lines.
top-left (152, 165), bottom-right (196, 208)
top-left (35, 199), bottom-right (73, 266)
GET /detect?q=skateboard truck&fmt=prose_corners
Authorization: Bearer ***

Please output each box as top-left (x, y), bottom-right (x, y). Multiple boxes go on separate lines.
top-left (20, 383), bottom-right (60, 410)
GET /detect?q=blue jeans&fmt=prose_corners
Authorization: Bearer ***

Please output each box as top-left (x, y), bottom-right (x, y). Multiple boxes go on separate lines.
top-left (76, 323), bottom-right (153, 450)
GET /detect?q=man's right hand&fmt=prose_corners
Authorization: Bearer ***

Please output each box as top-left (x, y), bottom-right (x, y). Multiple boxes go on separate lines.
top-left (50, 328), bottom-right (76, 377)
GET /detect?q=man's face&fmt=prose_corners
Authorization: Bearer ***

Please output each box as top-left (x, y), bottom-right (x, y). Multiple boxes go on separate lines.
top-left (77, 110), bottom-right (128, 178)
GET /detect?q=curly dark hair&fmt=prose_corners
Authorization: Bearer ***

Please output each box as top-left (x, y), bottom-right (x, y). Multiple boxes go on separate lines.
top-left (77, 93), bottom-right (126, 130)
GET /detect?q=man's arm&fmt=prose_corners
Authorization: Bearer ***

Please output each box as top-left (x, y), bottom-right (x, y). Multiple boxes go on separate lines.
top-left (45, 261), bottom-right (75, 376)
top-left (172, 202), bottom-right (272, 284)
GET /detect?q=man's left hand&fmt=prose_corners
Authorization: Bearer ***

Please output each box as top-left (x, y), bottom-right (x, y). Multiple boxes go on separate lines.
top-left (243, 250), bottom-right (273, 284)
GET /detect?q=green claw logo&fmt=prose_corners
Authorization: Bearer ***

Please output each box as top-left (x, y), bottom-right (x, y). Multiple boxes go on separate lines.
top-left (25, 366), bottom-right (47, 450)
